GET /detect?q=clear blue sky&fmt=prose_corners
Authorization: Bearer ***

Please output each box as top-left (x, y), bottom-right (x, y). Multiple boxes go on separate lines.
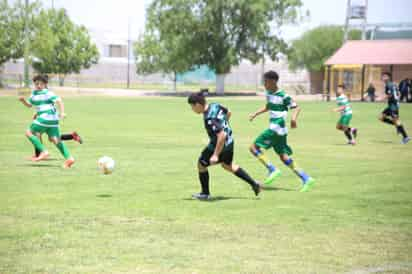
top-left (43, 0), bottom-right (411, 40)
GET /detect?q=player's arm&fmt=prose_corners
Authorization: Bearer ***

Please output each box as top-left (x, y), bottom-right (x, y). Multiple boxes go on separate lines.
top-left (220, 105), bottom-right (231, 121)
top-left (227, 110), bottom-right (232, 121)
top-left (249, 105), bottom-right (268, 121)
top-left (55, 98), bottom-right (66, 120)
top-left (333, 106), bottom-right (345, 112)
top-left (211, 130), bottom-right (226, 164)
top-left (290, 103), bottom-right (300, 129)
top-left (18, 96), bottom-right (32, 108)
top-left (286, 97), bottom-right (300, 129)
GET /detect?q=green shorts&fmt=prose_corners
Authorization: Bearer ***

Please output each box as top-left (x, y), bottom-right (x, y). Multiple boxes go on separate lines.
top-left (254, 129), bottom-right (292, 155)
top-left (338, 114), bottom-right (352, 127)
top-left (29, 123), bottom-right (60, 138)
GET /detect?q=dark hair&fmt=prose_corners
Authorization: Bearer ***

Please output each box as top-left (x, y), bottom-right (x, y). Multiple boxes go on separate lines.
top-left (382, 72), bottom-right (392, 80)
top-left (263, 70), bottom-right (279, 82)
top-left (32, 74), bottom-right (49, 83)
top-left (188, 92), bottom-right (206, 105)
top-left (337, 84), bottom-right (345, 89)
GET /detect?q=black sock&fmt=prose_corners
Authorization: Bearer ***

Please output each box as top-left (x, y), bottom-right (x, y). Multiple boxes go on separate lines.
top-left (397, 125), bottom-right (408, 138)
top-left (383, 118), bottom-right (394, 125)
top-left (234, 168), bottom-right (257, 187)
top-left (35, 148), bottom-right (41, 157)
top-left (344, 128), bottom-right (352, 141)
top-left (199, 171), bottom-right (210, 195)
top-left (60, 134), bottom-right (73, 141)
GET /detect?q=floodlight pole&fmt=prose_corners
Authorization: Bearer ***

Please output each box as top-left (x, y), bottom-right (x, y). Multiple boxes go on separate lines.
top-left (23, 0), bottom-right (30, 88)
top-left (362, 0), bottom-right (368, 40)
top-left (344, 0), bottom-right (351, 42)
top-left (326, 65), bottom-right (331, 102)
top-left (127, 18), bottom-right (131, 89)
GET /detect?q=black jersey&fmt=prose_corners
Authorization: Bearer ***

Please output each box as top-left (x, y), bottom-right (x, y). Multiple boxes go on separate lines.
top-left (203, 103), bottom-right (233, 151)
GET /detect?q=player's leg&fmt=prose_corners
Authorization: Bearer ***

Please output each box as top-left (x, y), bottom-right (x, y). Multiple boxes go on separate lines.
top-left (274, 135), bottom-right (314, 192)
top-left (48, 128), bottom-right (75, 168)
top-left (31, 132), bottom-right (42, 159)
top-left (379, 109), bottom-right (395, 125)
top-left (61, 131), bottom-right (83, 144)
top-left (220, 148), bottom-right (261, 196)
top-left (249, 129), bottom-right (281, 184)
top-left (339, 115), bottom-right (355, 144)
top-left (393, 115), bottom-right (410, 144)
top-left (192, 147), bottom-right (212, 200)
top-left (26, 124), bottom-right (49, 161)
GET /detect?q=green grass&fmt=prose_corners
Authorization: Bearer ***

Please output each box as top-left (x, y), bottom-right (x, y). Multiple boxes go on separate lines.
top-left (0, 96), bottom-right (411, 273)
top-left (2, 77), bottom-right (259, 92)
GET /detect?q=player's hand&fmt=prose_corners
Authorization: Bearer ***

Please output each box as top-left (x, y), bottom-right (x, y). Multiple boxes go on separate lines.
top-left (291, 120), bottom-right (297, 129)
top-left (249, 113), bottom-right (256, 122)
top-left (59, 113), bottom-right (67, 120)
top-left (210, 154), bottom-right (219, 164)
top-left (18, 96), bottom-right (25, 101)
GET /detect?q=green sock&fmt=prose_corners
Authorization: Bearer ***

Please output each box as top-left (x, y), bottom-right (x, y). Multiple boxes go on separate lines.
top-left (56, 142), bottom-right (71, 159)
top-left (28, 135), bottom-right (45, 152)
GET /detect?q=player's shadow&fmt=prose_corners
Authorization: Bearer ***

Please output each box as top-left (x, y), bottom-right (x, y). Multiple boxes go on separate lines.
top-left (371, 140), bottom-right (394, 144)
top-left (42, 158), bottom-right (60, 161)
top-left (22, 163), bottom-right (60, 168)
top-left (262, 186), bottom-right (294, 191)
top-left (96, 194), bottom-right (112, 198)
top-left (182, 196), bottom-right (255, 202)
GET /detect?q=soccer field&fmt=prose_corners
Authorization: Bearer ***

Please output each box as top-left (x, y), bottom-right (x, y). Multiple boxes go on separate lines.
top-left (0, 96), bottom-right (411, 273)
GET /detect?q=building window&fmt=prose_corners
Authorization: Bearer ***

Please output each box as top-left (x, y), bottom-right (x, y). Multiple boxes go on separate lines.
top-left (108, 44), bottom-right (127, 58)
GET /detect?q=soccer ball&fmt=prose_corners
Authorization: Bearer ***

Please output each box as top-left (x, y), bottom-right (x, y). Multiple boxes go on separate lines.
top-left (98, 156), bottom-right (115, 174)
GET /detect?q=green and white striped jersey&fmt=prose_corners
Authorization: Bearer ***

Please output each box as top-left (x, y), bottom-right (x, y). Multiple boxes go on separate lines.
top-left (28, 89), bottom-right (60, 127)
top-left (265, 89), bottom-right (296, 136)
top-left (336, 94), bottom-right (352, 116)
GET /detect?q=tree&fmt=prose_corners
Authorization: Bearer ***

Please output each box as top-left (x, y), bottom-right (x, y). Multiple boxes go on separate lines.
top-left (287, 25), bottom-right (361, 72)
top-left (31, 8), bottom-right (99, 86)
top-left (0, 0), bottom-right (40, 86)
top-left (134, 27), bottom-right (197, 91)
top-left (140, 0), bottom-right (304, 94)
top-left (0, 0), bottom-right (22, 66)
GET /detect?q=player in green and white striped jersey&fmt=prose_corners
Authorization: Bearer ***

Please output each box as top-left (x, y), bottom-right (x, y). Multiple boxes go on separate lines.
top-left (18, 74), bottom-right (75, 168)
top-left (333, 84), bottom-right (357, 145)
top-left (249, 71), bottom-right (314, 192)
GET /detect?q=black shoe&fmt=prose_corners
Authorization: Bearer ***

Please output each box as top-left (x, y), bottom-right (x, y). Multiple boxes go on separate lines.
top-left (252, 182), bottom-right (262, 196)
top-left (192, 193), bottom-right (211, 200)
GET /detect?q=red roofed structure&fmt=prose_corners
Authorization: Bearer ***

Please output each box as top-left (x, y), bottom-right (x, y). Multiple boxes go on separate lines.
top-left (323, 39), bottom-right (412, 100)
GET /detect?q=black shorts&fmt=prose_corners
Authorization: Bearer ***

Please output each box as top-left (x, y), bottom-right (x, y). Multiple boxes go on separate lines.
top-left (382, 107), bottom-right (399, 118)
top-left (198, 144), bottom-right (234, 167)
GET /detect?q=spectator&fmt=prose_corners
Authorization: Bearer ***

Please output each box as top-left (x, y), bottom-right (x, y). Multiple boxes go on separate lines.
top-left (398, 78), bottom-right (410, 102)
top-left (365, 83), bottom-right (376, 102)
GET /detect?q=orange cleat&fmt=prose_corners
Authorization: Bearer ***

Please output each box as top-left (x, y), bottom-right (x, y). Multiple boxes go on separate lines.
top-left (32, 151), bottom-right (49, 162)
top-left (63, 157), bottom-right (75, 168)
top-left (72, 131), bottom-right (83, 144)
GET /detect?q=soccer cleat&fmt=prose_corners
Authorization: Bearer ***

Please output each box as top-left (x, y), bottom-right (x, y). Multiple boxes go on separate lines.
top-left (347, 140), bottom-right (356, 145)
top-left (351, 128), bottom-right (358, 139)
top-left (192, 193), bottom-right (211, 200)
top-left (27, 155), bottom-right (38, 161)
top-left (32, 151), bottom-right (49, 162)
top-left (264, 169), bottom-right (281, 185)
top-left (300, 177), bottom-right (315, 192)
top-left (63, 157), bottom-right (75, 168)
top-left (401, 137), bottom-right (410, 144)
top-left (252, 182), bottom-right (262, 196)
top-left (72, 131), bottom-right (83, 144)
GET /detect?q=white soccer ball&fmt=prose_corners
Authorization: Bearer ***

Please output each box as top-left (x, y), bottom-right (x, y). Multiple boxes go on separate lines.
top-left (98, 156), bottom-right (115, 174)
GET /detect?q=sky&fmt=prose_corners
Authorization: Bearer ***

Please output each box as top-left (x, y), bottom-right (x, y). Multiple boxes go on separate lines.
top-left (40, 0), bottom-right (412, 41)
